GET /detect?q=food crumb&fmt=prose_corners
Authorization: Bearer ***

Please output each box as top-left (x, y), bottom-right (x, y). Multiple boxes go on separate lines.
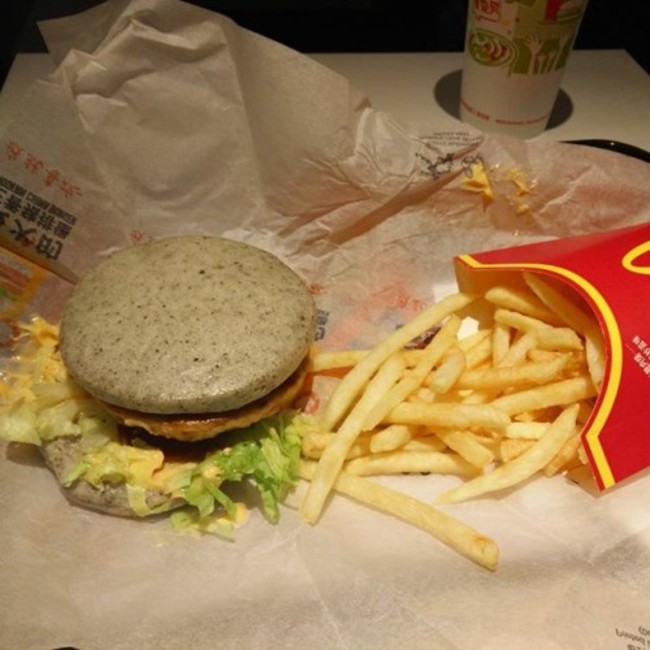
top-left (461, 160), bottom-right (494, 203)
top-left (507, 167), bottom-right (536, 197)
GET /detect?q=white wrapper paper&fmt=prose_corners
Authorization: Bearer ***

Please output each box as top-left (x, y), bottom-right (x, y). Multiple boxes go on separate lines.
top-left (1, 1), bottom-right (650, 649)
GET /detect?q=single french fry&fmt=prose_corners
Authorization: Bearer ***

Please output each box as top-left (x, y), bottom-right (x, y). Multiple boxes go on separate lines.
top-left (499, 438), bottom-right (535, 462)
top-left (386, 401), bottom-right (510, 431)
top-left (490, 375), bottom-right (597, 417)
top-left (577, 443), bottom-right (589, 465)
top-left (434, 429), bottom-right (495, 468)
top-left (320, 292), bottom-right (476, 432)
top-left (484, 285), bottom-right (563, 325)
top-left (427, 346), bottom-right (467, 394)
top-left (302, 431), bottom-right (372, 460)
top-left (525, 349), bottom-right (557, 362)
top-left (543, 431), bottom-right (583, 476)
top-left (436, 404), bottom-right (580, 504)
top-left (497, 331), bottom-right (537, 367)
top-left (467, 431), bottom-right (501, 455)
top-left (362, 315), bottom-right (462, 431)
top-left (491, 321), bottom-right (511, 366)
top-left (311, 350), bottom-right (367, 372)
top-left (585, 326), bottom-right (606, 390)
top-left (344, 450), bottom-right (479, 477)
top-left (369, 424), bottom-right (414, 453)
top-left (311, 348), bottom-right (428, 372)
top-left (463, 336), bottom-right (493, 370)
top-left (460, 388), bottom-right (501, 405)
top-left (523, 273), bottom-right (595, 335)
top-left (576, 400), bottom-right (594, 424)
top-left (494, 308), bottom-right (553, 333)
top-left (410, 386), bottom-right (436, 403)
top-left (457, 329), bottom-right (491, 353)
top-left (504, 421), bottom-right (550, 440)
top-left (456, 354), bottom-right (570, 391)
top-left (402, 349), bottom-right (445, 367)
top-left (402, 435), bottom-right (447, 453)
top-left (299, 460), bottom-right (499, 571)
top-left (527, 349), bottom-right (588, 377)
top-left (301, 352), bottom-right (407, 524)
top-left (533, 327), bottom-right (584, 352)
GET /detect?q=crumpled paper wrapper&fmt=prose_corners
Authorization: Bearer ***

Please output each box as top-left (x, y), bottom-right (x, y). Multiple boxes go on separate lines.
top-left (1, 1), bottom-right (650, 649)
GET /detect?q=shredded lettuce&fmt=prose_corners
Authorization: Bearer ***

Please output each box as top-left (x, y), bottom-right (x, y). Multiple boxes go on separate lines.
top-left (174, 412), bottom-right (310, 524)
top-left (0, 318), bottom-right (114, 446)
top-left (64, 440), bottom-right (165, 489)
top-left (170, 506), bottom-right (248, 540)
top-left (126, 485), bottom-right (182, 518)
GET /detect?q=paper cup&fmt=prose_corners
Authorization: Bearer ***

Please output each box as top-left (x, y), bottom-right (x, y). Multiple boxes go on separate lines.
top-left (459, 0), bottom-right (589, 138)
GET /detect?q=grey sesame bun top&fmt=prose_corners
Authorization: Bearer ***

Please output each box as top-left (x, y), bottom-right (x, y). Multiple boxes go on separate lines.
top-left (60, 236), bottom-right (316, 414)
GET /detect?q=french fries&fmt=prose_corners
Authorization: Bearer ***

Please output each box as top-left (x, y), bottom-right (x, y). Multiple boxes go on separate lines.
top-left (300, 275), bottom-right (603, 571)
top-left (427, 346), bottom-right (467, 394)
top-left (369, 424), bottom-right (413, 453)
top-left (484, 284), bottom-right (563, 325)
top-left (523, 273), bottom-right (606, 389)
top-left (344, 449), bottom-right (480, 477)
top-left (386, 401), bottom-right (511, 430)
top-left (300, 352), bottom-right (406, 524)
top-left (362, 315), bottom-right (462, 431)
top-left (455, 354), bottom-right (570, 391)
top-left (319, 292), bottom-right (477, 432)
top-left (489, 375), bottom-right (597, 416)
top-left (435, 429), bottom-right (495, 468)
top-left (436, 405), bottom-right (580, 504)
top-left (299, 460), bottom-right (500, 571)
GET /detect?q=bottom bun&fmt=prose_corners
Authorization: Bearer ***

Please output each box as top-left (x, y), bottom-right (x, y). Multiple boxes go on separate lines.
top-left (40, 437), bottom-right (182, 518)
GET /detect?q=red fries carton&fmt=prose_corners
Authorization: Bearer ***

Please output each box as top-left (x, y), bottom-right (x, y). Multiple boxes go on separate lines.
top-left (454, 222), bottom-right (650, 491)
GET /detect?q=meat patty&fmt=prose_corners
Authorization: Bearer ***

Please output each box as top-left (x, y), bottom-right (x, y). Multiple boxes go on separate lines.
top-left (97, 357), bottom-right (311, 442)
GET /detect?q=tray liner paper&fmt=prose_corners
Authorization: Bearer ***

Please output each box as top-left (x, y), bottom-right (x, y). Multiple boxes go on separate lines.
top-left (1, 1), bottom-right (650, 649)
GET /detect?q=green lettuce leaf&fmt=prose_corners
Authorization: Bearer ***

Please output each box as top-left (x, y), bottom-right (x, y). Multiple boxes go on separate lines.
top-left (178, 412), bottom-right (311, 524)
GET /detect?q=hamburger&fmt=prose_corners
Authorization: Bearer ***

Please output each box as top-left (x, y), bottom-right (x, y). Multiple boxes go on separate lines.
top-left (0, 236), bottom-right (317, 531)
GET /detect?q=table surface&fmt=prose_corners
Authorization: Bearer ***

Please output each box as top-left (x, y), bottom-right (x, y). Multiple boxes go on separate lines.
top-left (1, 50), bottom-right (649, 150)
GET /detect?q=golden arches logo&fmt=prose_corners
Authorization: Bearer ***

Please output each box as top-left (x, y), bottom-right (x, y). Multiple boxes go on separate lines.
top-left (622, 241), bottom-right (650, 275)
